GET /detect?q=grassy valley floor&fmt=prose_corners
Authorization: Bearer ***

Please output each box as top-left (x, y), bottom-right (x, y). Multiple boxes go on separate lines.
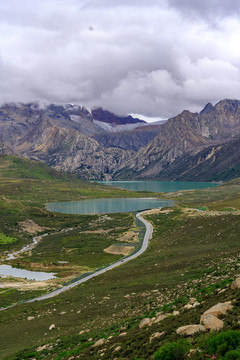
top-left (1, 154), bottom-right (240, 358)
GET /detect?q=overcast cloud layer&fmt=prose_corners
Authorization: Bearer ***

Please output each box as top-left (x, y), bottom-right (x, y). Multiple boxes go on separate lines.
top-left (0, 0), bottom-right (240, 118)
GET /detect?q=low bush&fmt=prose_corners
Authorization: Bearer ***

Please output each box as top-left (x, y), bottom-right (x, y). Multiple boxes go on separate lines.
top-left (208, 330), bottom-right (240, 357)
top-left (154, 339), bottom-right (190, 360)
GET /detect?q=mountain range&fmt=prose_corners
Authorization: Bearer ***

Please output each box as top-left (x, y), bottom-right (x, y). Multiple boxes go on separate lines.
top-left (0, 99), bottom-right (240, 182)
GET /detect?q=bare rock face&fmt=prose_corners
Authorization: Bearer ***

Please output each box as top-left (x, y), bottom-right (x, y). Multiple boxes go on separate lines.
top-left (201, 302), bottom-right (233, 319)
top-left (201, 314), bottom-right (224, 331)
top-left (116, 99), bottom-right (240, 181)
top-left (231, 277), bottom-right (240, 290)
top-left (176, 324), bottom-right (206, 336)
top-left (139, 318), bottom-right (152, 329)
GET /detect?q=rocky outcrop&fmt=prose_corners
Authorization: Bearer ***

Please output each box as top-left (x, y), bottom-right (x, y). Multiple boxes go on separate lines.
top-left (230, 277), bottom-right (240, 290)
top-left (176, 324), bottom-right (206, 336)
top-left (139, 318), bottom-right (152, 329)
top-left (92, 338), bottom-right (106, 348)
top-left (200, 302), bottom-right (233, 319)
top-left (200, 314), bottom-right (224, 331)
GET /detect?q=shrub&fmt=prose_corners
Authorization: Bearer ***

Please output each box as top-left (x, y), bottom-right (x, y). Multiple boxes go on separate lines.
top-left (154, 339), bottom-right (190, 360)
top-left (208, 330), bottom-right (240, 357)
top-left (224, 350), bottom-right (240, 360)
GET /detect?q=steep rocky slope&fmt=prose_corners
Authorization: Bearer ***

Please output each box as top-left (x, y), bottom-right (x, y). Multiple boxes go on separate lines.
top-left (0, 103), bottom-right (133, 180)
top-left (115, 99), bottom-right (240, 180)
top-left (1, 99), bottom-right (240, 181)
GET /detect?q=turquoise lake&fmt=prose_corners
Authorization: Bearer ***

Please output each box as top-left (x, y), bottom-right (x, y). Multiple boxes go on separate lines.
top-left (99, 180), bottom-right (219, 193)
top-left (46, 198), bottom-right (174, 215)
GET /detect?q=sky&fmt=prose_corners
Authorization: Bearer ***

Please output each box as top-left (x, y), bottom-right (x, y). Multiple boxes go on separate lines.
top-left (0, 0), bottom-right (240, 119)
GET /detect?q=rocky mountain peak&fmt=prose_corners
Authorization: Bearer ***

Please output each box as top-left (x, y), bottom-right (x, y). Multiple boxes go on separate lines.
top-left (91, 107), bottom-right (145, 125)
top-left (200, 103), bottom-right (214, 115)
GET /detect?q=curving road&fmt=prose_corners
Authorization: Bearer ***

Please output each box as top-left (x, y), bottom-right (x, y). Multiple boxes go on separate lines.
top-left (27, 210), bottom-right (153, 303)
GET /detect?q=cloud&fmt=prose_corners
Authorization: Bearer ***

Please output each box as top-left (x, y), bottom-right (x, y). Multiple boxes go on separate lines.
top-left (0, 0), bottom-right (240, 117)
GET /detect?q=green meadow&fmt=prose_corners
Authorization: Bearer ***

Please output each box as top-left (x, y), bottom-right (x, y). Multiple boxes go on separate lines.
top-left (0, 154), bottom-right (240, 359)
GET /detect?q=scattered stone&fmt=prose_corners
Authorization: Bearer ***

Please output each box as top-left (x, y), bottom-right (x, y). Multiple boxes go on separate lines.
top-left (176, 324), bottom-right (206, 336)
top-left (103, 296), bottom-right (110, 300)
top-left (114, 346), bottom-right (121, 352)
top-left (154, 314), bottom-right (170, 323)
top-left (119, 332), bottom-right (127, 337)
top-left (60, 311), bottom-right (66, 315)
top-left (92, 338), bottom-right (106, 348)
top-left (201, 314), bottom-right (224, 331)
top-left (139, 318), bottom-right (152, 328)
top-left (49, 324), bottom-right (55, 331)
top-left (173, 310), bottom-right (180, 316)
top-left (36, 345), bottom-right (48, 352)
top-left (79, 330), bottom-right (85, 335)
top-left (184, 304), bottom-right (193, 310)
top-left (77, 310), bottom-right (81, 314)
top-left (189, 298), bottom-right (197, 304)
top-left (231, 277), bottom-right (240, 290)
top-left (149, 331), bottom-right (165, 343)
top-left (27, 316), bottom-right (35, 321)
top-left (188, 349), bottom-right (199, 358)
top-left (124, 294), bottom-right (131, 298)
top-left (107, 336), bottom-right (113, 340)
top-left (201, 302), bottom-right (233, 318)
top-left (219, 288), bottom-right (227, 293)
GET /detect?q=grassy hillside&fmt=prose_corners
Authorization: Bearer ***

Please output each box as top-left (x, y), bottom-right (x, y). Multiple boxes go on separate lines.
top-left (1, 155), bottom-right (240, 359)
top-left (0, 154), bottom-right (153, 307)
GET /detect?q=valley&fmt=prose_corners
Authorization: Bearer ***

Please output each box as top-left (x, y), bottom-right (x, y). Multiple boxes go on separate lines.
top-left (0, 154), bottom-right (240, 359)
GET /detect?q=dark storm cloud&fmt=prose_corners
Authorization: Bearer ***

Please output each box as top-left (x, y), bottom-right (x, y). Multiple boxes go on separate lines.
top-left (168, 0), bottom-right (240, 17)
top-left (0, 0), bottom-right (240, 118)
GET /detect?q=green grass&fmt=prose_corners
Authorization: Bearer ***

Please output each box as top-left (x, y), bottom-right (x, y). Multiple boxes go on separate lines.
top-left (1, 207), bottom-right (240, 359)
top-left (1, 154), bottom-right (240, 358)
top-left (0, 233), bottom-right (17, 245)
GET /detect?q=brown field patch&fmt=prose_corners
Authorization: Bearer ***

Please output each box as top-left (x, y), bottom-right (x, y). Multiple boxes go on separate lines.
top-left (104, 245), bottom-right (134, 256)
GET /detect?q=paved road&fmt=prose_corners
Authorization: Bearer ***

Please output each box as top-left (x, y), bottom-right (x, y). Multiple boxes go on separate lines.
top-left (27, 210), bottom-right (153, 303)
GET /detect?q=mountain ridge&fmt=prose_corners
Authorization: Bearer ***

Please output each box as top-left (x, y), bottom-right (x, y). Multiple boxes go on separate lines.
top-left (1, 99), bottom-right (240, 181)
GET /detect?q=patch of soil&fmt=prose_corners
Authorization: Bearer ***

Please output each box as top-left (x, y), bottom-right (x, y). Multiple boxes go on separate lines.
top-left (104, 245), bottom-right (134, 256)
top-left (18, 219), bottom-right (49, 234)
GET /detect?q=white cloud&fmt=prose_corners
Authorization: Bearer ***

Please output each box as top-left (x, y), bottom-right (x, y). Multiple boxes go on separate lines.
top-left (0, 0), bottom-right (240, 117)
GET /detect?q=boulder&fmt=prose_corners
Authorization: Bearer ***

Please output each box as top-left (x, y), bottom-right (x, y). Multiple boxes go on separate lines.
top-left (27, 316), bottom-right (35, 321)
top-left (201, 314), bottom-right (224, 331)
top-left (201, 302), bottom-right (233, 318)
top-left (177, 324), bottom-right (206, 336)
top-left (49, 324), bottom-right (55, 331)
top-left (154, 313), bottom-right (170, 323)
top-left (184, 304), bottom-right (193, 310)
top-left (231, 277), bottom-right (240, 290)
top-left (149, 331), bottom-right (165, 343)
top-left (173, 310), bottom-right (180, 316)
top-left (139, 318), bottom-right (152, 328)
top-left (114, 346), bottom-right (121, 352)
top-left (92, 338), bottom-right (106, 348)
top-left (119, 332), bottom-right (127, 337)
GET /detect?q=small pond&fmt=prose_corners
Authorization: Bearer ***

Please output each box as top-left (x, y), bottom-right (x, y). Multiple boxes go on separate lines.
top-left (0, 264), bottom-right (56, 281)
